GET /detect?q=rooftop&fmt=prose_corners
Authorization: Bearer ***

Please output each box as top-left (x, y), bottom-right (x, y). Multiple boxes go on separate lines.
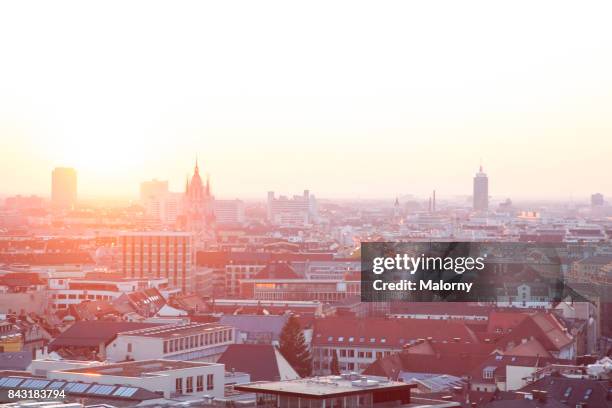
top-left (118, 322), bottom-right (229, 339)
top-left (61, 359), bottom-right (219, 378)
top-left (234, 375), bottom-right (415, 398)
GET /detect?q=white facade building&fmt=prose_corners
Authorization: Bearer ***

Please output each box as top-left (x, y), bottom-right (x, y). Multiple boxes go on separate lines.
top-left (47, 276), bottom-right (168, 310)
top-left (47, 359), bottom-right (225, 399)
top-left (106, 322), bottom-right (236, 363)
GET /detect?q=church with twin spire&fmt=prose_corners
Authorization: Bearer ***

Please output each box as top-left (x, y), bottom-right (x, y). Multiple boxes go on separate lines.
top-left (181, 158), bottom-right (215, 236)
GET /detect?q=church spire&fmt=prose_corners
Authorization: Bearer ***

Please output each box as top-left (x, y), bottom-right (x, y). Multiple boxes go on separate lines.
top-left (194, 156), bottom-right (200, 175)
top-left (206, 174), bottom-right (211, 196)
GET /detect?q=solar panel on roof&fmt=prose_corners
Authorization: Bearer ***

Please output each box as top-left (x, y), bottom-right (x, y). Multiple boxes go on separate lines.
top-left (21, 379), bottom-right (50, 389)
top-left (66, 382), bottom-right (90, 393)
top-left (121, 387), bottom-right (138, 397)
top-left (113, 386), bottom-right (129, 396)
top-left (113, 386), bottom-right (138, 397)
top-left (0, 378), bottom-right (24, 388)
top-left (47, 381), bottom-right (66, 389)
top-left (88, 384), bottom-right (116, 395)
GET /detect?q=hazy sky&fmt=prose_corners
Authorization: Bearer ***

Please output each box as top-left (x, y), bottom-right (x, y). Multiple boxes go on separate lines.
top-left (0, 1), bottom-right (611, 200)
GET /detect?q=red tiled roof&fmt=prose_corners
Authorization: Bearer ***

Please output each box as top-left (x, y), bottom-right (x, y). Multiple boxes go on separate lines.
top-left (497, 313), bottom-right (574, 352)
top-left (486, 311), bottom-right (530, 334)
top-left (313, 317), bottom-right (480, 348)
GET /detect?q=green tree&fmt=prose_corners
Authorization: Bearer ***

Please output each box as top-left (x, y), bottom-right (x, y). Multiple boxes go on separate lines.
top-left (330, 349), bottom-right (340, 375)
top-left (278, 314), bottom-right (312, 377)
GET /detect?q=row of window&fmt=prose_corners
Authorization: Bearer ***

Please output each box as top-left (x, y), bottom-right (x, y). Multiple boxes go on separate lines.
top-left (175, 374), bottom-right (213, 394)
top-left (319, 348), bottom-right (391, 360)
top-left (52, 294), bottom-right (114, 301)
top-left (323, 336), bottom-right (388, 344)
top-left (163, 329), bottom-right (232, 354)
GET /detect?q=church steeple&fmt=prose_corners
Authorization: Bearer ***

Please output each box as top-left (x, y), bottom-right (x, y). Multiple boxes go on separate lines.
top-left (194, 156), bottom-right (200, 175)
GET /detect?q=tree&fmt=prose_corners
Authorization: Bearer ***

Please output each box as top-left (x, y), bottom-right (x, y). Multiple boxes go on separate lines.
top-left (330, 349), bottom-right (340, 375)
top-left (278, 314), bottom-right (312, 377)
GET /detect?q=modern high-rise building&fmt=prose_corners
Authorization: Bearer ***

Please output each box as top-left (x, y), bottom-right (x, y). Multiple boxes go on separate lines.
top-left (473, 165), bottom-right (488, 212)
top-left (51, 167), bottom-right (77, 209)
top-left (591, 193), bottom-right (604, 207)
top-left (267, 190), bottom-right (318, 226)
top-left (214, 199), bottom-right (245, 225)
top-left (118, 231), bottom-right (195, 293)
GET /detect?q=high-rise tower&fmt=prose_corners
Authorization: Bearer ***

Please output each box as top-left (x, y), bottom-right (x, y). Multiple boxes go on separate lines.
top-left (473, 165), bottom-right (488, 212)
top-left (51, 167), bottom-right (77, 209)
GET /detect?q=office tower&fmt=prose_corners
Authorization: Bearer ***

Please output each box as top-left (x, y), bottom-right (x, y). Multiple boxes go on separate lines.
top-left (267, 190), bottom-right (318, 226)
top-left (118, 231), bottom-right (195, 293)
top-left (473, 165), bottom-right (488, 212)
top-left (214, 199), bottom-right (245, 225)
top-left (51, 167), bottom-right (77, 209)
top-left (591, 193), bottom-right (604, 207)
top-left (140, 179), bottom-right (181, 225)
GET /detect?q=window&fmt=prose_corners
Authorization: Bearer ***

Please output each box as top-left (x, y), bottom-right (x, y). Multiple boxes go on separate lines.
top-left (376, 352), bottom-right (382, 359)
top-left (370, 338), bottom-right (376, 343)
top-left (348, 337), bottom-right (354, 343)
top-left (127, 343), bottom-right (132, 353)
top-left (180, 338), bottom-right (185, 350)
top-left (347, 350), bottom-right (355, 358)
top-left (163, 341), bottom-right (168, 353)
top-left (340, 350), bottom-right (347, 357)
top-left (365, 352), bottom-right (372, 359)
top-left (175, 378), bottom-right (183, 394)
top-left (200, 334), bottom-right (204, 346)
top-left (206, 374), bottom-right (214, 390)
top-left (186, 376), bottom-right (193, 393)
top-left (338, 337), bottom-right (344, 342)
top-left (358, 351), bottom-right (365, 358)
top-left (327, 336), bottom-right (333, 341)
top-left (380, 338), bottom-right (386, 343)
top-left (197, 375), bottom-right (204, 392)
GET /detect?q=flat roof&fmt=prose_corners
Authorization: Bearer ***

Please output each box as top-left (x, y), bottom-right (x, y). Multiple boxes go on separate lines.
top-left (61, 359), bottom-right (219, 378)
top-left (119, 231), bottom-right (193, 237)
top-left (119, 322), bottom-right (230, 339)
top-left (234, 375), bottom-right (415, 399)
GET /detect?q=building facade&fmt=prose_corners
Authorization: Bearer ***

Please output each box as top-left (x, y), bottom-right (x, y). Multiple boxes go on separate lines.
top-left (119, 231), bottom-right (195, 293)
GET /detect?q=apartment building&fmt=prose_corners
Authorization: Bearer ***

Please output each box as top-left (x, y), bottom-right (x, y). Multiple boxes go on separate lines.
top-left (118, 231), bottom-right (195, 293)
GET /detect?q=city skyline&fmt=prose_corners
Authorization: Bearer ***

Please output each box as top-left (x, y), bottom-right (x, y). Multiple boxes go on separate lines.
top-left (1, 2), bottom-right (611, 200)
